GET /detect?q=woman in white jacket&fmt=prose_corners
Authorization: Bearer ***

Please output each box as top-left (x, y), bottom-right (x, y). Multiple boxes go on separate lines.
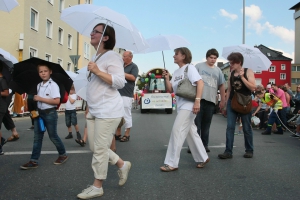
top-left (77, 23), bottom-right (131, 199)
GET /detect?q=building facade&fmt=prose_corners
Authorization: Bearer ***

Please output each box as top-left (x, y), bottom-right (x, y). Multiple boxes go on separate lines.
top-left (254, 44), bottom-right (292, 88)
top-left (290, 2), bottom-right (300, 92)
top-left (0, 0), bottom-right (83, 71)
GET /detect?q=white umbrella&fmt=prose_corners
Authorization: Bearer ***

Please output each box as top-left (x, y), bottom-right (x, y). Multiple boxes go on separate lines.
top-left (0, 0), bottom-right (18, 12)
top-left (0, 48), bottom-right (18, 63)
top-left (136, 34), bottom-right (190, 68)
top-left (60, 4), bottom-right (148, 53)
top-left (73, 72), bottom-right (88, 100)
top-left (222, 44), bottom-right (271, 71)
top-left (65, 71), bottom-right (78, 81)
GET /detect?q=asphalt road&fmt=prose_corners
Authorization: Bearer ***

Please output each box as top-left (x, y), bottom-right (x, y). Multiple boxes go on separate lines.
top-left (0, 109), bottom-right (300, 200)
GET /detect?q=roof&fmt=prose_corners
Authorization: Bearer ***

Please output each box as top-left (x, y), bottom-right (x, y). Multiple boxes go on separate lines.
top-left (219, 62), bottom-right (230, 70)
top-left (290, 2), bottom-right (300, 10)
top-left (256, 44), bottom-right (292, 61)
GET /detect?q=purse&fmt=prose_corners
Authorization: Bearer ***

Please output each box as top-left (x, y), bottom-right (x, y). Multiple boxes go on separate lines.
top-left (176, 65), bottom-right (196, 101)
top-left (231, 91), bottom-right (252, 114)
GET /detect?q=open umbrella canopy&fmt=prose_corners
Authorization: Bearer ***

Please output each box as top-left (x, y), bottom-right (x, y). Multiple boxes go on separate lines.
top-left (222, 44), bottom-right (272, 71)
top-left (0, 55), bottom-right (13, 83)
top-left (0, 0), bottom-right (19, 12)
top-left (135, 34), bottom-right (190, 68)
top-left (73, 72), bottom-right (88, 100)
top-left (10, 57), bottom-right (73, 94)
top-left (61, 4), bottom-right (149, 53)
top-left (140, 35), bottom-right (190, 53)
top-left (0, 48), bottom-right (18, 64)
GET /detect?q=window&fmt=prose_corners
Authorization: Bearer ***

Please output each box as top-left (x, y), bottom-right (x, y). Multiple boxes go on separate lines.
top-left (29, 47), bottom-right (37, 57)
top-left (280, 73), bottom-right (286, 80)
top-left (58, 58), bottom-right (63, 67)
top-left (58, 27), bottom-right (63, 44)
top-left (67, 62), bottom-right (71, 71)
top-left (30, 8), bottom-right (38, 30)
top-left (269, 79), bottom-right (275, 84)
top-left (46, 19), bottom-right (53, 38)
top-left (269, 65), bottom-right (275, 72)
top-left (281, 64), bottom-right (286, 70)
top-left (292, 78), bottom-right (300, 84)
top-left (59, 0), bottom-right (64, 12)
top-left (45, 54), bottom-right (51, 61)
top-left (84, 42), bottom-right (90, 58)
top-left (292, 66), bottom-right (300, 71)
top-left (68, 34), bottom-right (72, 49)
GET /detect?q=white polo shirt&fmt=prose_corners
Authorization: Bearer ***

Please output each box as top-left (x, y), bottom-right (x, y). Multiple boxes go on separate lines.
top-left (37, 78), bottom-right (60, 110)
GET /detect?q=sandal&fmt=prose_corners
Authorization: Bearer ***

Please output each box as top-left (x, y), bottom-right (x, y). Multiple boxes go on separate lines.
top-left (7, 135), bottom-right (19, 142)
top-left (115, 134), bottom-right (122, 140)
top-left (75, 139), bottom-right (85, 147)
top-left (160, 164), bottom-right (178, 172)
top-left (120, 135), bottom-right (130, 142)
top-left (196, 158), bottom-right (210, 168)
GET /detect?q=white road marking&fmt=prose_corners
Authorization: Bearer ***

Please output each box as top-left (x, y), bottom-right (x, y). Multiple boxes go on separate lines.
top-left (164, 144), bottom-right (236, 148)
top-left (4, 150), bottom-right (91, 156)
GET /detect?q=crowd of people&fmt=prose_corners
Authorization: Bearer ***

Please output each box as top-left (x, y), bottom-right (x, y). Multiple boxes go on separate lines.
top-left (1, 22), bottom-right (299, 199)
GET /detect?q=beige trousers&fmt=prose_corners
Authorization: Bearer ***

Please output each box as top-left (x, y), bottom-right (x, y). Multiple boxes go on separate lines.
top-left (86, 112), bottom-right (121, 180)
top-left (164, 109), bottom-right (208, 168)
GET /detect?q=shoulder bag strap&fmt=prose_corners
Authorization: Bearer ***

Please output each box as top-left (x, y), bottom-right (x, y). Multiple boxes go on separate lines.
top-left (183, 64), bottom-right (189, 79)
top-left (87, 50), bottom-right (109, 79)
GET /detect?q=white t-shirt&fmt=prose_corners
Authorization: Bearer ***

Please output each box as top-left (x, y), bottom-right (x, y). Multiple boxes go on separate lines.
top-left (86, 51), bottom-right (125, 118)
top-left (65, 94), bottom-right (77, 110)
top-left (37, 78), bottom-right (60, 110)
top-left (171, 64), bottom-right (202, 111)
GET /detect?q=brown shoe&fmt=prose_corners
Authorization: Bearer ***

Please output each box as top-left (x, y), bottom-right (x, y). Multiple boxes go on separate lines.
top-left (196, 158), bottom-right (210, 168)
top-left (20, 161), bottom-right (38, 170)
top-left (54, 155), bottom-right (68, 165)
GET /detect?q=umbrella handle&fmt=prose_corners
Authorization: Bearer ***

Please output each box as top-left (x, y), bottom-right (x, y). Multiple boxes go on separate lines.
top-left (162, 51), bottom-right (166, 69)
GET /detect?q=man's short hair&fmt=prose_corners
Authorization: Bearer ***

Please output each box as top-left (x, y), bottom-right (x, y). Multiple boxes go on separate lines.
top-left (206, 48), bottom-right (219, 58)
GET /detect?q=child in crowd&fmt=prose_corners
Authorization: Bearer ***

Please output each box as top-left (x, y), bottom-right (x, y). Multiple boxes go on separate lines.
top-left (255, 88), bottom-right (283, 135)
top-left (0, 61), bottom-right (9, 155)
top-left (20, 62), bottom-right (68, 169)
top-left (64, 84), bottom-right (81, 140)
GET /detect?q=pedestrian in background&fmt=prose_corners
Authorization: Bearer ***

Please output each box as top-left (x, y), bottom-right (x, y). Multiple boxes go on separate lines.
top-left (0, 61), bottom-right (9, 155)
top-left (160, 47), bottom-right (209, 172)
top-left (64, 84), bottom-right (82, 141)
top-left (194, 48), bottom-right (225, 152)
top-left (218, 52), bottom-right (256, 159)
top-left (114, 51), bottom-right (139, 142)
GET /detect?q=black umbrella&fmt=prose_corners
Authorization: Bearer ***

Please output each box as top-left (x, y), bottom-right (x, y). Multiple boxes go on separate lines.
top-left (10, 57), bottom-right (73, 95)
top-left (0, 55), bottom-right (13, 83)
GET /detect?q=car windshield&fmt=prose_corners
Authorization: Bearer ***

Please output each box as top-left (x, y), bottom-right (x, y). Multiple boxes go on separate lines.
top-left (149, 78), bottom-right (165, 91)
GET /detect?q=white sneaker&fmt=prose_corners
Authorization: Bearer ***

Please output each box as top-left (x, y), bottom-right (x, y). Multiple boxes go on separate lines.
top-left (118, 161), bottom-right (131, 186)
top-left (77, 185), bottom-right (103, 199)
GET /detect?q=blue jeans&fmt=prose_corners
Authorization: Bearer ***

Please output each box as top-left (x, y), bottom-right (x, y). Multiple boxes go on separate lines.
top-left (194, 100), bottom-right (215, 147)
top-left (30, 109), bottom-right (66, 163)
top-left (225, 99), bottom-right (253, 154)
top-left (65, 109), bottom-right (77, 127)
top-left (266, 110), bottom-right (283, 133)
top-left (278, 107), bottom-right (287, 127)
